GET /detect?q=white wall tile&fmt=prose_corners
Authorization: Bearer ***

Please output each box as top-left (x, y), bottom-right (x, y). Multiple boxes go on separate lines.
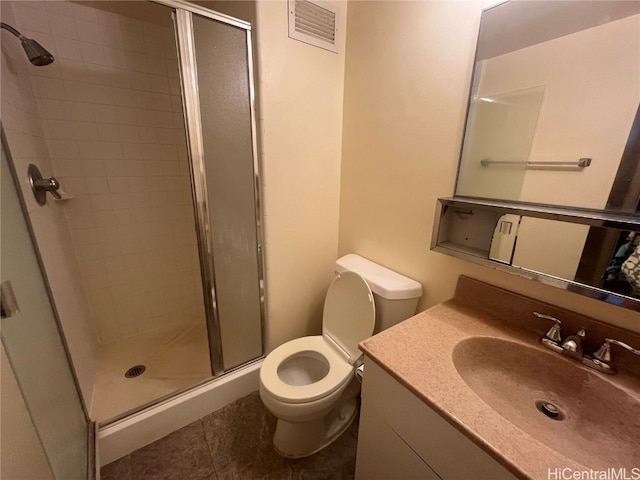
top-left (47, 139), bottom-right (79, 158)
top-left (121, 143), bottom-right (142, 160)
top-left (34, 77), bottom-right (68, 100)
top-left (68, 102), bottom-right (95, 122)
top-left (99, 142), bottom-right (123, 160)
top-left (85, 177), bottom-right (109, 194)
top-left (78, 243), bottom-right (105, 261)
top-left (149, 75), bottom-right (169, 94)
top-left (54, 158), bottom-right (84, 176)
top-left (75, 122), bottom-right (100, 142)
top-left (107, 176), bottom-right (129, 193)
top-left (108, 71), bottom-right (131, 90)
top-left (49, 13), bottom-right (78, 40)
top-left (56, 58), bottom-right (83, 81)
top-left (92, 104), bottom-right (117, 124)
top-left (72, 3), bottom-right (98, 23)
top-left (72, 228), bottom-right (101, 246)
top-left (44, 1), bottom-right (75, 18)
top-left (75, 20), bottom-right (102, 44)
top-left (118, 125), bottom-right (139, 143)
top-left (5, 0), bottom-right (204, 349)
top-left (97, 124), bottom-right (121, 143)
top-left (110, 193), bottom-right (131, 210)
top-left (77, 142), bottom-right (102, 160)
top-left (138, 127), bottom-right (158, 144)
top-left (59, 176), bottom-right (88, 195)
top-left (96, 9), bottom-right (121, 30)
top-left (46, 119), bottom-right (76, 139)
top-left (79, 42), bottom-right (106, 66)
top-left (13, 4), bottom-right (51, 34)
top-left (61, 193), bottom-right (92, 214)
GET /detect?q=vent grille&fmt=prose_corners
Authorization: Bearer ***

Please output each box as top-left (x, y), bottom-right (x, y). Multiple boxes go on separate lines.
top-left (288, 0), bottom-right (338, 53)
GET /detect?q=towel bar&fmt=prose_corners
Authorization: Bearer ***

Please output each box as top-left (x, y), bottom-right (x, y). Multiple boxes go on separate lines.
top-left (480, 158), bottom-right (592, 168)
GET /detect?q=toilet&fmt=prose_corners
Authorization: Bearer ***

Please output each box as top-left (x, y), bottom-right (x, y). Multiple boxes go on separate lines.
top-left (259, 254), bottom-right (422, 458)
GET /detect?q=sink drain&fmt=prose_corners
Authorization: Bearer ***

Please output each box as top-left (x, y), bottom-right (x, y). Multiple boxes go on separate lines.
top-left (535, 400), bottom-right (565, 421)
top-left (125, 365), bottom-right (146, 378)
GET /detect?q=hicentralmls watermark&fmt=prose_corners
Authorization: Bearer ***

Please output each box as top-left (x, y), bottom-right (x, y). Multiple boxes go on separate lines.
top-left (548, 468), bottom-right (640, 480)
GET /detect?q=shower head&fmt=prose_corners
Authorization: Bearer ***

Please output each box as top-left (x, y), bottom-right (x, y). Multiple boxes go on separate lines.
top-left (20, 37), bottom-right (55, 66)
top-left (1, 22), bottom-right (54, 66)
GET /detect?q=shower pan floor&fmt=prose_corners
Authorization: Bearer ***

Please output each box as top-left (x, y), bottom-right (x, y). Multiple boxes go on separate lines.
top-left (92, 321), bottom-right (211, 423)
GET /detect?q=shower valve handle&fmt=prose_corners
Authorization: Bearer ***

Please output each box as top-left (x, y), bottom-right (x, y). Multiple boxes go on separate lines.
top-left (33, 176), bottom-right (61, 198)
top-left (28, 163), bottom-right (62, 205)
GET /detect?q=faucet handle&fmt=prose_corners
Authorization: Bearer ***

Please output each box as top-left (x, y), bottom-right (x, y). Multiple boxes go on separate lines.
top-left (593, 338), bottom-right (640, 363)
top-left (585, 337), bottom-right (640, 374)
top-left (533, 312), bottom-right (562, 342)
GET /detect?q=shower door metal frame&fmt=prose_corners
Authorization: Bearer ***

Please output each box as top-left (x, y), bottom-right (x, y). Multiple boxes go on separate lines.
top-left (154, 0), bottom-right (266, 376)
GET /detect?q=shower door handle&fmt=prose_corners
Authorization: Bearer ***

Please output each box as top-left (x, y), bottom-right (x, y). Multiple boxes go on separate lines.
top-left (0, 280), bottom-right (20, 318)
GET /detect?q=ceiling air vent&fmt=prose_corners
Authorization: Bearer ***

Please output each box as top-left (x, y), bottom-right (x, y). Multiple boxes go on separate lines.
top-left (288, 0), bottom-right (338, 53)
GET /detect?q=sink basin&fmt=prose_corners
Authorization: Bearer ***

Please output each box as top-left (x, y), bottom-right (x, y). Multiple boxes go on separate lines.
top-left (453, 337), bottom-right (640, 469)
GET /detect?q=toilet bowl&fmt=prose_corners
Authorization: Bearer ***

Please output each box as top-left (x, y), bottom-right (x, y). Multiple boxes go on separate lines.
top-left (260, 271), bottom-right (374, 457)
top-left (259, 254), bottom-right (423, 458)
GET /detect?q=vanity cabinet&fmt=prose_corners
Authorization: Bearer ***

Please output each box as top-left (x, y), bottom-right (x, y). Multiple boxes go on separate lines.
top-left (355, 358), bottom-right (517, 480)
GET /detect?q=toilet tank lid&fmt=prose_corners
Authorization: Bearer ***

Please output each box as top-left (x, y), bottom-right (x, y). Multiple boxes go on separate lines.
top-left (334, 254), bottom-right (422, 300)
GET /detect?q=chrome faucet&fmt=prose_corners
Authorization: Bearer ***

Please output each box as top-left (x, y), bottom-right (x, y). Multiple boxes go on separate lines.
top-left (583, 338), bottom-right (640, 375)
top-left (534, 311), bottom-right (585, 360)
top-left (561, 327), bottom-right (586, 360)
top-left (534, 311), bottom-right (640, 375)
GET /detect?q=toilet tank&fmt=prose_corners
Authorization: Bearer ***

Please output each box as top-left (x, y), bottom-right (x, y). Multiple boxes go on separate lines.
top-left (334, 254), bottom-right (422, 332)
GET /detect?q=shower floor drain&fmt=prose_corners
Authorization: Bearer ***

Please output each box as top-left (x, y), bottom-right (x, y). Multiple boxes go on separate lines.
top-left (125, 365), bottom-right (146, 378)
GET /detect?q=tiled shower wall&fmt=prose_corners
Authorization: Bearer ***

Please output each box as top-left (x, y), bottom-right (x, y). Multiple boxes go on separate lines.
top-left (8, 1), bottom-right (205, 343)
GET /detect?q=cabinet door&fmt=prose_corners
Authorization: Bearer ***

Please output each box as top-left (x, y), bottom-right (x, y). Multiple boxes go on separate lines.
top-left (358, 358), bottom-right (517, 480)
top-left (356, 397), bottom-right (440, 480)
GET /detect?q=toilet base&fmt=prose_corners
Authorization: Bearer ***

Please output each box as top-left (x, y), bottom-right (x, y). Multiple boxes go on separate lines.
top-left (272, 396), bottom-right (358, 458)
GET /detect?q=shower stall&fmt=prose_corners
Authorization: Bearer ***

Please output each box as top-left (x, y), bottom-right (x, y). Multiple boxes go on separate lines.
top-left (1, 0), bottom-right (264, 473)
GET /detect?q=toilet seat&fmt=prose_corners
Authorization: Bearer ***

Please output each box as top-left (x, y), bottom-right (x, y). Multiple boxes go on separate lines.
top-left (260, 336), bottom-right (353, 404)
top-left (261, 272), bottom-right (375, 405)
top-left (322, 271), bottom-right (376, 364)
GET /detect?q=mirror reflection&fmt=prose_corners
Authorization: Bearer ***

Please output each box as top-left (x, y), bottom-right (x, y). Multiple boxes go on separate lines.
top-left (456, 1), bottom-right (640, 212)
top-left (489, 215), bottom-right (640, 299)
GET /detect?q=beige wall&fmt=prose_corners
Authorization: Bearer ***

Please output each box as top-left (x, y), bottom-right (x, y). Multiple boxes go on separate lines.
top-left (255, 1), bottom-right (348, 350)
top-left (339, 0), bottom-right (640, 333)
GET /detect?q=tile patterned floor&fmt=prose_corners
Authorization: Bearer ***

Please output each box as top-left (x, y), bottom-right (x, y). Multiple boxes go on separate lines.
top-left (101, 392), bottom-right (359, 480)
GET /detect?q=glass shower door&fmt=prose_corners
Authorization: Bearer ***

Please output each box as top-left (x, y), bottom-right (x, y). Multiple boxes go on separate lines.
top-left (1, 133), bottom-right (91, 479)
top-left (456, 86), bottom-right (545, 200)
top-left (175, 9), bottom-right (264, 374)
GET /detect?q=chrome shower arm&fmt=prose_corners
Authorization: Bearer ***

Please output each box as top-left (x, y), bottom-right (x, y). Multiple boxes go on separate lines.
top-left (1, 22), bottom-right (24, 39)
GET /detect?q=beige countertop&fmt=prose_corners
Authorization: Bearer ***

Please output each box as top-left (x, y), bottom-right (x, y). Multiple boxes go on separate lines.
top-left (359, 276), bottom-right (640, 479)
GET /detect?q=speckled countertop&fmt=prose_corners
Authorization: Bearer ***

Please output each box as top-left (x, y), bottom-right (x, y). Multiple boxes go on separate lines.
top-left (359, 276), bottom-right (640, 479)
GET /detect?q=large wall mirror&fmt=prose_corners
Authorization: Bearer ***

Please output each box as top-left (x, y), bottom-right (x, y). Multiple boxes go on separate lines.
top-left (456, 0), bottom-right (640, 211)
top-left (433, 0), bottom-right (640, 311)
